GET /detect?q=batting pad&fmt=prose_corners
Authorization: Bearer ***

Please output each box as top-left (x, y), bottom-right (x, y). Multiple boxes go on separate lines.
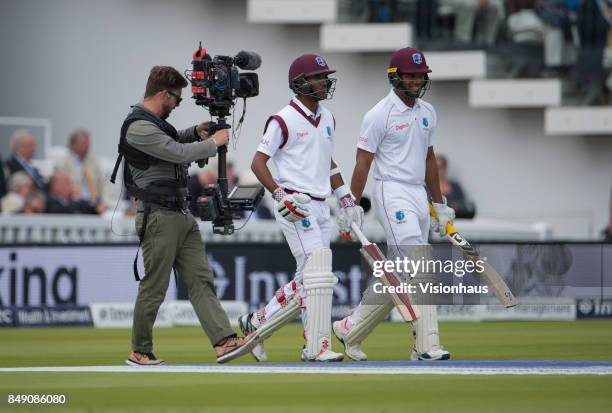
top-left (344, 301), bottom-right (394, 346)
top-left (407, 255), bottom-right (440, 354)
top-left (412, 303), bottom-right (441, 354)
top-left (256, 298), bottom-right (301, 340)
top-left (302, 248), bottom-right (337, 359)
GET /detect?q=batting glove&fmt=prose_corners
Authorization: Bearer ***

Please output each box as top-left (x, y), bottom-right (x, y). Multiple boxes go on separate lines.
top-left (432, 202), bottom-right (455, 236)
top-left (337, 196), bottom-right (364, 241)
top-left (274, 188), bottom-right (311, 223)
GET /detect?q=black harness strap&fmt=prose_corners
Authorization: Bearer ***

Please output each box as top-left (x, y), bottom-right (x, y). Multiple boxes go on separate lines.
top-left (112, 105), bottom-right (189, 282)
top-left (133, 204), bottom-right (152, 281)
top-left (110, 154), bottom-right (123, 185)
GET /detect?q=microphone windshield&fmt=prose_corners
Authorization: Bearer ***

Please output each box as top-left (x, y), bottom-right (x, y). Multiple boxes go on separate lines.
top-left (234, 51), bottom-right (262, 70)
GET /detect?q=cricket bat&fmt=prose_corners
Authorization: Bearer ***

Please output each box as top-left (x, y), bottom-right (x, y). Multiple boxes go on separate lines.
top-left (429, 204), bottom-right (518, 308)
top-left (350, 223), bottom-right (420, 322)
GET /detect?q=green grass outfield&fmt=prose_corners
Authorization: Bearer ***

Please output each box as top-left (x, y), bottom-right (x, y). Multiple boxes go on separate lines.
top-left (1, 320), bottom-right (612, 412)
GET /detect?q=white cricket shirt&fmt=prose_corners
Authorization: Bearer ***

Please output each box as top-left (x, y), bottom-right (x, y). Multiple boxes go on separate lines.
top-left (357, 89), bottom-right (436, 185)
top-left (256, 97), bottom-right (335, 199)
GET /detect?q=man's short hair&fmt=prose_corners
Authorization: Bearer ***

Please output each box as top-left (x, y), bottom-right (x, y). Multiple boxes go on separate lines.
top-left (10, 129), bottom-right (33, 152)
top-left (68, 128), bottom-right (90, 147)
top-left (144, 66), bottom-right (188, 98)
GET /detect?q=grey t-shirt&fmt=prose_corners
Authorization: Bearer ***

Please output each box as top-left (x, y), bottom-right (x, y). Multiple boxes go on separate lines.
top-left (125, 104), bottom-right (217, 189)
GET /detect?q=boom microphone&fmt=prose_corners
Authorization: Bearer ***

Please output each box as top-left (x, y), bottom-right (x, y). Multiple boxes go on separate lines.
top-left (234, 50), bottom-right (262, 70)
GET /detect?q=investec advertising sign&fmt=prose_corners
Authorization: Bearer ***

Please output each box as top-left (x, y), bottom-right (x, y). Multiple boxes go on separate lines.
top-left (0, 245), bottom-right (364, 308)
top-left (0, 247), bottom-right (177, 307)
top-left (187, 244), bottom-right (365, 307)
top-left (1, 243), bottom-right (610, 311)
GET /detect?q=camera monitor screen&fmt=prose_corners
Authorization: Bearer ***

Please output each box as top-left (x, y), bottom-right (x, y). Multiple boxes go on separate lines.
top-left (228, 186), bottom-right (263, 200)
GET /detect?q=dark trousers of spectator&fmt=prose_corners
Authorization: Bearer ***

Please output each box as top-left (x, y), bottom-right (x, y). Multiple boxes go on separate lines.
top-left (575, 0), bottom-right (609, 100)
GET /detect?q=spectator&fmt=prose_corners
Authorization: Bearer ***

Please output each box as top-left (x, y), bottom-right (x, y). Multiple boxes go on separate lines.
top-left (54, 129), bottom-right (108, 208)
top-left (505, 0), bottom-right (577, 77)
top-left (45, 171), bottom-right (99, 214)
top-left (441, 0), bottom-right (505, 47)
top-left (415, 0), bottom-right (439, 40)
top-left (23, 191), bottom-right (46, 214)
top-left (188, 168), bottom-right (217, 215)
top-left (506, 0), bottom-right (539, 14)
top-left (1, 172), bottom-right (34, 214)
top-left (536, 0), bottom-right (578, 74)
top-left (6, 129), bottom-right (46, 191)
top-left (506, 0), bottom-right (541, 44)
top-left (575, 0), bottom-right (611, 104)
top-left (437, 154), bottom-right (476, 218)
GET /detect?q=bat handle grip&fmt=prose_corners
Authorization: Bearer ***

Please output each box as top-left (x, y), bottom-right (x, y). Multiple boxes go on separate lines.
top-left (446, 222), bottom-right (454, 234)
top-left (350, 222), bottom-right (370, 246)
top-left (428, 202), bottom-right (437, 219)
top-left (428, 202), bottom-right (455, 235)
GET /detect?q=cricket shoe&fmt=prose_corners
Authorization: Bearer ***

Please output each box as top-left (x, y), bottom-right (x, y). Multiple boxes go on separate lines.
top-left (300, 340), bottom-right (344, 362)
top-left (238, 313), bottom-right (268, 362)
top-left (300, 347), bottom-right (344, 362)
top-left (126, 351), bottom-right (165, 366)
top-left (410, 343), bottom-right (450, 361)
top-left (215, 333), bottom-right (259, 364)
top-left (332, 319), bottom-right (368, 361)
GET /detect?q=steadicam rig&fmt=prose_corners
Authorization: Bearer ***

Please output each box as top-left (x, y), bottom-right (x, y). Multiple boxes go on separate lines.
top-left (184, 42), bottom-right (264, 235)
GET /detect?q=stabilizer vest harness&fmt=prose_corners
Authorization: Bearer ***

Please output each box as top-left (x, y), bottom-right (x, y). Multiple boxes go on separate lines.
top-left (111, 106), bottom-right (190, 280)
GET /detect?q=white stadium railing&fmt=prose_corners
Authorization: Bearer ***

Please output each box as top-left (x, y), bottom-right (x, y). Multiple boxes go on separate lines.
top-left (0, 214), bottom-right (552, 244)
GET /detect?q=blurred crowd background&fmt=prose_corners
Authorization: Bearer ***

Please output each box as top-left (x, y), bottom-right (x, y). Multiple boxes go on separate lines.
top-left (0, 0), bottom-right (610, 240)
top-left (339, 0), bottom-right (611, 105)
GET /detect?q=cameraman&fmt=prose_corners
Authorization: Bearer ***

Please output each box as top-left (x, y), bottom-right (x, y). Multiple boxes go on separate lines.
top-left (118, 66), bottom-right (255, 365)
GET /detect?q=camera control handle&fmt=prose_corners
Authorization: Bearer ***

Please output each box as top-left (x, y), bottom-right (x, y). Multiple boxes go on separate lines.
top-left (196, 120), bottom-right (231, 168)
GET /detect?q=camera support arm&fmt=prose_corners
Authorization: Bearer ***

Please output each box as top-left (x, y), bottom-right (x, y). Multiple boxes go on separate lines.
top-left (207, 117), bottom-right (231, 197)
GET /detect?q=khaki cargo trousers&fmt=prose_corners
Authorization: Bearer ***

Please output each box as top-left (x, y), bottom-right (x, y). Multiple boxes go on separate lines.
top-left (131, 207), bottom-right (234, 353)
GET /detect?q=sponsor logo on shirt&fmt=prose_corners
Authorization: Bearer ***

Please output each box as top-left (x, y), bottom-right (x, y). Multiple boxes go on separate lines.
top-left (261, 138), bottom-right (270, 146)
top-left (296, 131), bottom-right (309, 138)
top-left (395, 122), bottom-right (410, 131)
top-left (326, 126), bottom-right (333, 138)
top-left (359, 136), bottom-right (368, 143)
top-left (422, 117), bottom-right (429, 127)
top-left (395, 210), bottom-right (407, 224)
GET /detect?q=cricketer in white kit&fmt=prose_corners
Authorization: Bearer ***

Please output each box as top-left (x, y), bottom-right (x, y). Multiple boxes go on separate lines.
top-left (238, 54), bottom-right (363, 362)
top-left (333, 47), bottom-right (456, 361)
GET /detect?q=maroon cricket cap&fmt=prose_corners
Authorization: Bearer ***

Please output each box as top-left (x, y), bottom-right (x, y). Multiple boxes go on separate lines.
top-left (388, 47), bottom-right (431, 74)
top-left (288, 54), bottom-right (336, 84)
